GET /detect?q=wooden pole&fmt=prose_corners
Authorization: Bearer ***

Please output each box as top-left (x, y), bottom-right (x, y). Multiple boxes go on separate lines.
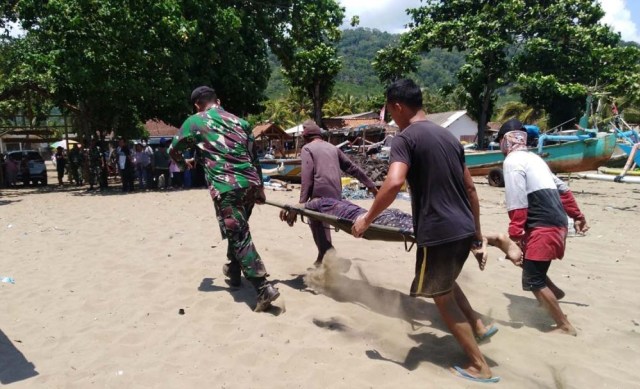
top-left (64, 115), bottom-right (70, 149)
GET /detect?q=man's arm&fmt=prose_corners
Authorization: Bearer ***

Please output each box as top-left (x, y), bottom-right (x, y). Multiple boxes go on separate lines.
top-left (337, 149), bottom-right (377, 193)
top-left (552, 175), bottom-right (589, 234)
top-left (245, 123), bottom-right (264, 184)
top-left (463, 166), bottom-right (482, 241)
top-left (352, 162), bottom-right (408, 237)
top-left (170, 117), bottom-right (201, 169)
top-left (504, 166), bottom-right (528, 244)
top-left (299, 147), bottom-right (314, 203)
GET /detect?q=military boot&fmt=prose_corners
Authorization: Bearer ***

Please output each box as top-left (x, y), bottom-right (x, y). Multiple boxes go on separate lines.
top-left (251, 278), bottom-right (280, 312)
top-left (222, 262), bottom-right (241, 287)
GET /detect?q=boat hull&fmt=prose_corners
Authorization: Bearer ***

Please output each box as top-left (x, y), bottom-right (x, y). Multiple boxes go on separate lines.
top-left (260, 158), bottom-right (302, 182)
top-left (466, 134), bottom-right (617, 176)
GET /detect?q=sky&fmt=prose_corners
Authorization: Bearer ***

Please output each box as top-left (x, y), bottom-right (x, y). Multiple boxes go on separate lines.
top-left (339, 0), bottom-right (640, 42)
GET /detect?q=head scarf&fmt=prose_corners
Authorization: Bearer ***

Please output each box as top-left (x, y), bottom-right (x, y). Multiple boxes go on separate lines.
top-left (500, 130), bottom-right (528, 155)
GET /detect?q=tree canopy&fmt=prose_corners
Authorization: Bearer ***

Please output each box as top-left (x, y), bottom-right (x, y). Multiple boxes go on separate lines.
top-left (378, 0), bottom-right (640, 147)
top-left (0, 0), bottom-right (346, 139)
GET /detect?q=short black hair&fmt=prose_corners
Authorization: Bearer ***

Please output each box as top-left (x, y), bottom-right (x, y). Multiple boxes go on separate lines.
top-left (496, 118), bottom-right (524, 142)
top-left (385, 79), bottom-right (423, 109)
top-left (190, 86), bottom-right (217, 105)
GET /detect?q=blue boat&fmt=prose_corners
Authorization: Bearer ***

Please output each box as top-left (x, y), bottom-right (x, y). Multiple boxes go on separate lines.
top-left (466, 132), bottom-right (617, 184)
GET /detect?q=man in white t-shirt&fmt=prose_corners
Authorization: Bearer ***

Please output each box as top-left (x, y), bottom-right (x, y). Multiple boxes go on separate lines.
top-left (497, 118), bottom-right (589, 336)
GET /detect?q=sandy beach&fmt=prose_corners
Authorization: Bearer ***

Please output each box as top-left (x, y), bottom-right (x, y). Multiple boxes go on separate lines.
top-left (1, 167), bottom-right (639, 388)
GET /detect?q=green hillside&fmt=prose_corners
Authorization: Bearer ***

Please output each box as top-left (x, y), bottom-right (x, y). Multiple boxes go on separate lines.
top-left (265, 28), bottom-right (466, 99)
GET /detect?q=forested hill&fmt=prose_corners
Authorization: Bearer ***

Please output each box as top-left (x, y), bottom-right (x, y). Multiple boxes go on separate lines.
top-left (265, 28), bottom-right (466, 98)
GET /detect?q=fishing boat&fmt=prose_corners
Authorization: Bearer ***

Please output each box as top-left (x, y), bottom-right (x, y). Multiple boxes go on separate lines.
top-left (260, 158), bottom-right (302, 182)
top-left (466, 131), bottom-right (617, 186)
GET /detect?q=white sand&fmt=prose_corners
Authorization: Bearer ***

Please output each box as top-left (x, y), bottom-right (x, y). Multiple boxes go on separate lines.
top-left (1, 172), bottom-right (639, 388)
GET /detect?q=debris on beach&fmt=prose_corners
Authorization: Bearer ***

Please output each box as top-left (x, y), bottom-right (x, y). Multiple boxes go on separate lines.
top-left (345, 154), bottom-right (389, 184)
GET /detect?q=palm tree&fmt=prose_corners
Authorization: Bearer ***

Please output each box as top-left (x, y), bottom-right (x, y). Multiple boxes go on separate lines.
top-left (496, 101), bottom-right (548, 129)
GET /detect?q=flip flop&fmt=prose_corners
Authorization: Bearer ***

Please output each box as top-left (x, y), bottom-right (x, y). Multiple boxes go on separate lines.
top-left (476, 325), bottom-right (498, 342)
top-left (452, 366), bottom-right (500, 383)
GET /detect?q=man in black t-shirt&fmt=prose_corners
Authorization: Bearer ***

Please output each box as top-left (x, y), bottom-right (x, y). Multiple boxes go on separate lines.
top-left (352, 79), bottom-right (498, 383)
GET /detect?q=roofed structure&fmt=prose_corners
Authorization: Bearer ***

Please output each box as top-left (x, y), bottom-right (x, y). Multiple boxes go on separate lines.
top-left (323, 111), bottom-right (382, 130)
top-left (252, 123), bottom-right (291, 140)
top-left (145, 119), bottom-right (180, 137)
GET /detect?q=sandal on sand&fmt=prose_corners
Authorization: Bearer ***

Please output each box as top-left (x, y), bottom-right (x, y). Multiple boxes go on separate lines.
top-left (476, 325), bottom-right (499, 342)
top-left (452, 366), bottom-right (500, 383)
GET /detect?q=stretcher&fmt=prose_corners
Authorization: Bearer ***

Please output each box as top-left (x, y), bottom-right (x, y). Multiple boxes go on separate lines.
top-left (266, 200), bottom-right (416, 252)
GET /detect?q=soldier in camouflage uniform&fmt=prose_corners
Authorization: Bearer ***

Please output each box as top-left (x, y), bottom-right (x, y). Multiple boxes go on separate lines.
top-left (68, 143), bottom-right (83, 186)
top-left (170, 86), bottom-right (279, 312)
top-left (88, 139), bottom-right (104, 191)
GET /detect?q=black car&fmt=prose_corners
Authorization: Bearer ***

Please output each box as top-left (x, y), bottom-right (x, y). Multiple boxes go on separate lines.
top-left (8, 150), bottom-right (48, 186)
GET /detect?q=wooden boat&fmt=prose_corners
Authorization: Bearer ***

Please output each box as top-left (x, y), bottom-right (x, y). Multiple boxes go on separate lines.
top-left (597, 167), bottom-right (640, 176)
top-left (260, 158), bottom-right (302, 182)
top-left (466, 132), bottom-right (617, 180)
top-left (261, 132), bottom-right (617, 186)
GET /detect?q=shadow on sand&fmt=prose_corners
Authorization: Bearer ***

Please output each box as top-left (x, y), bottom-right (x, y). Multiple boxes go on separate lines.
top-left (197, 277), bottom-right (283, 316)
top-left (0, 329), bottom-right (38, 385)
top-left (301, 261), bottom-right (499, 371)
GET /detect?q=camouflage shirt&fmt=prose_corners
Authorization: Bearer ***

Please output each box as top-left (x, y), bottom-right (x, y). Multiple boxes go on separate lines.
top-left (172, 106), bottom-right (262, 199)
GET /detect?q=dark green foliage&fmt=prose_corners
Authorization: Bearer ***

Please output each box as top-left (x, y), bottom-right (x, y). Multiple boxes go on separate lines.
top-left (266, 28), bottom-right (466, 99)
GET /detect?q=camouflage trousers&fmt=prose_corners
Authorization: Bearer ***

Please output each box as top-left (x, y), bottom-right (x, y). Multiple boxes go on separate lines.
top-left (89, 166), bottom-right (102, 186)
top-left (214, 187), bottom-right (267, 279)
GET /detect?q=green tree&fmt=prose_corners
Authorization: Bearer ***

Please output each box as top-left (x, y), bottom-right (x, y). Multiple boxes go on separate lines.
top-left (372, 43), bottom-right (419, 85)
top-left (267, 0), bottom-right (345, 125)
top-left (403, 0), bottom-right (526, 148)
top-left (514, 1), bottom-right (640, 127)
top-left (496, 101), bottom-right (548, 129)
top-left (3, 0), bottom-right (294, 139)
top-left (384, 0), bottom-right (640, 148)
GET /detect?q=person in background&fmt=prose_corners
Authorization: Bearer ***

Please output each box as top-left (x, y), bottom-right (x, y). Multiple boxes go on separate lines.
top-left (4, 154), bottom-right (18, 187)
top-left (168, 152), bottom-right (183, 189)
top-left (68, 143), bottom-right (83, 186)
top-left (19, 155), bottom-right (31, 186)
top-left (54, 146), bottom-right (67, 186)
top-left (182, 148), bottom-right (193, 189)
top-left (133, 142), bottom-right (151, 190)
top-left (87, 139), bottom-right (105, 191)
top-left (116, 138), bottom-right (134, 192)
top-left (153, 140), bottom-right (171, 189)
top-left (143, 141), bottom-right (154, 187)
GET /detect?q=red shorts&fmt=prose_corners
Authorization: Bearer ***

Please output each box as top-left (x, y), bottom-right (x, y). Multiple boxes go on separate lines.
top-left (523, 226), bottom-right (567, 261)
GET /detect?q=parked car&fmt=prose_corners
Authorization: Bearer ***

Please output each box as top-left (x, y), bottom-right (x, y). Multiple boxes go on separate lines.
top-left (8, 150), bottom-right (48, 186)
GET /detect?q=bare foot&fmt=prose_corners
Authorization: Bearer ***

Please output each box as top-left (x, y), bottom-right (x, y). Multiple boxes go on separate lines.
top-left (549, 325), bottom-right (577, 336)
top-left (550, 327), bottom-right (577, 336)
top-left (471, 237), bottom-right (488, 270)
top-left (506, 240), bottom-right (523, 265)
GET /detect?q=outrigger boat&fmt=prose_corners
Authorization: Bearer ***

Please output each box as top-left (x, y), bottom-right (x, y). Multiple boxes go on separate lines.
top-left (466, 130), bottom-right (617, 186)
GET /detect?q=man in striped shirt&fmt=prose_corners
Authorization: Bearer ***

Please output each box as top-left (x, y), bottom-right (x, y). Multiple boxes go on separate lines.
top-left (498, 119), bottom-right (589, 336)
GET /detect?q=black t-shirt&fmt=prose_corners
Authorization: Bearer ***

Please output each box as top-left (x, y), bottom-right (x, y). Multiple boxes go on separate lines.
top-left (390, 120), bottom-right (475, 246)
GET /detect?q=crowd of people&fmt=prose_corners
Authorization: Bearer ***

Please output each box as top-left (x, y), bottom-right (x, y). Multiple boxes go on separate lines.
top-left (0, 139), bottom-right (207, 191)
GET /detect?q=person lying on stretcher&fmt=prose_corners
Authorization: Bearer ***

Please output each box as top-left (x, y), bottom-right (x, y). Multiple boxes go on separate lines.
top-left (279, 197), bottom-right (523, 270)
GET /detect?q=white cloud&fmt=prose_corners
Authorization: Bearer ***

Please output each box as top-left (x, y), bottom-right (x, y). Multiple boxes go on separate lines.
top-left (339, 0), bottom-right (412, 33)
top-left (597, 1), bottom-right (639, 42)
top-left (340, 0), bottom-right (640, 43)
